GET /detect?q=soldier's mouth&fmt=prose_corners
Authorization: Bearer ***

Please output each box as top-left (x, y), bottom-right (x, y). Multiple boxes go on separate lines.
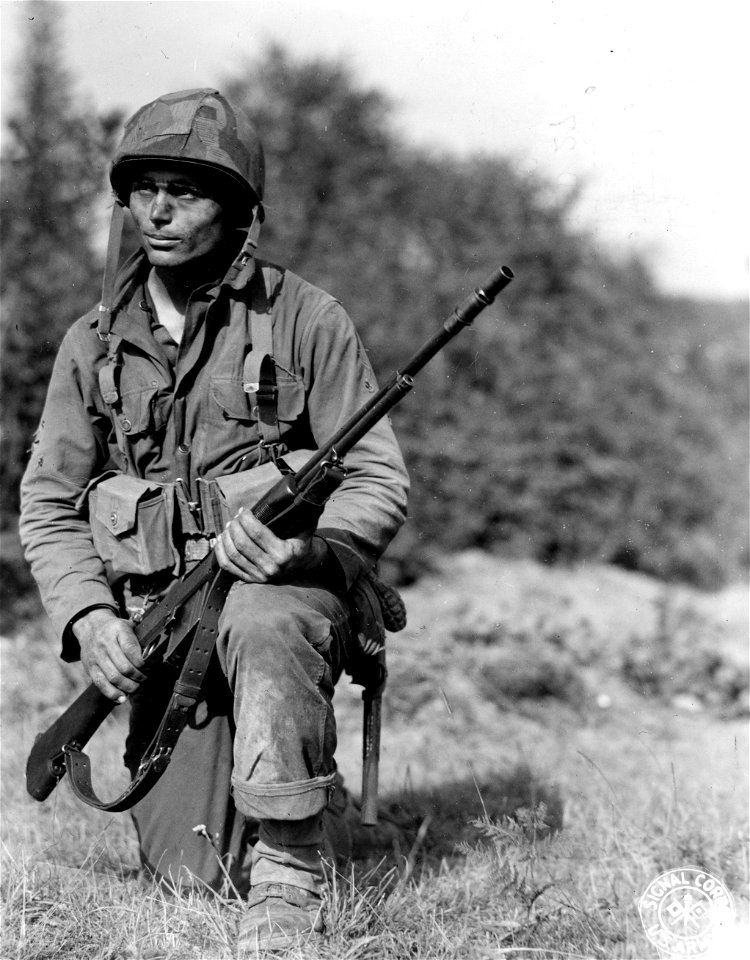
top-left (146, 235), bottom-right (181, 248)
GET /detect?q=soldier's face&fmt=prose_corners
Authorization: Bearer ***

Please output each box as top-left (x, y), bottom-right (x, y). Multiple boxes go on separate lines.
top-left (128, 166), bottom-right (231, 269)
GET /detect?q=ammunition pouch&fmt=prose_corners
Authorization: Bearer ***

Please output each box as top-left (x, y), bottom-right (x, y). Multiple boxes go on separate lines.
top-left (82, 473), bottom-right (179, 580)
top-left (196, 448), bottom-right (316, 536)
top-left (81, 455), bottom-right (407, 668)
top-left (82, 450), bottom-right (321, 582)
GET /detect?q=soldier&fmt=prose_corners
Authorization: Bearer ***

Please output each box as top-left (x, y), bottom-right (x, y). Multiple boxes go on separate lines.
top-left (20, 89), bottom-right (409, 953)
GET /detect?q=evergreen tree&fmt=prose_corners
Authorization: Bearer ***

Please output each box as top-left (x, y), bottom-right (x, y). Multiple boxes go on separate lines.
top-left (0, 1), bottom-right (121, 522)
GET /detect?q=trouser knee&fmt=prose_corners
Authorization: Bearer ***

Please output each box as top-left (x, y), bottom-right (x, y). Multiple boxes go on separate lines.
top-left (216, 580), bottom-right (348, 817)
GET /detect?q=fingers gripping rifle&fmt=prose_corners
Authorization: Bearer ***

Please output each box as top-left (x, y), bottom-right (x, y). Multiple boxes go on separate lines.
top-left (25, 265), bottom-right (514, 818)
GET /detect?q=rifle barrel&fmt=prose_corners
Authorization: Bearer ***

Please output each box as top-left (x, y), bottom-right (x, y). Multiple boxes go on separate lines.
top-left (294, 266), bottom-right (514, 486)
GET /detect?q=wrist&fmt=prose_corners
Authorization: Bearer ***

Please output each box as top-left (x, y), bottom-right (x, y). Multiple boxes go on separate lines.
top-left (71, 606), bottom-right (120, 643)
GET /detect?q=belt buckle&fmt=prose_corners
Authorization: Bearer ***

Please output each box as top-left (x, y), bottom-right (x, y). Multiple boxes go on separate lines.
top-left (184, 537), bottom-right (212, 562)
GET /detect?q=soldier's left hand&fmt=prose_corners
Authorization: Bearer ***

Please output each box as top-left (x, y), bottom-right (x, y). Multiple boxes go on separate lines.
top-left (215, 507), bottom-right (328, 583)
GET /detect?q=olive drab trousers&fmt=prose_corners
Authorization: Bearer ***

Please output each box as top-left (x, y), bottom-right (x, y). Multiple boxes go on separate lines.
top-left (125, 579), bottom-right (349, 892)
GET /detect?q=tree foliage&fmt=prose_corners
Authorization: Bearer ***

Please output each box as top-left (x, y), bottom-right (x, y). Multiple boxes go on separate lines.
top-left (0, 2), bottom-right (121, 522)
top-left (226, 46), bottom-right (748, 587)
top-left (0, 3), bottom-right (122, 623)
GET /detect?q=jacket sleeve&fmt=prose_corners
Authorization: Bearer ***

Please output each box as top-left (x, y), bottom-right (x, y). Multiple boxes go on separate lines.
top-left (297, 299), bottom-right (410, 589)
top-left (19, 325), bottom-right (116, 654)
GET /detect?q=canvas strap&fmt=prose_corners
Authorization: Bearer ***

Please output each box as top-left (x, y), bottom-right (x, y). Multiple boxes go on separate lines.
top-left (95, 200), bottom-right (139, 472)
top-left (97, 200), bottom-right (126, 342)
top-left (243, 267), bottom-right (282, 449)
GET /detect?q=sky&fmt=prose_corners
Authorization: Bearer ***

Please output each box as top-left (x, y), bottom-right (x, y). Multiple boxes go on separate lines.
top-left (1, 0), bottom-right (747, 300)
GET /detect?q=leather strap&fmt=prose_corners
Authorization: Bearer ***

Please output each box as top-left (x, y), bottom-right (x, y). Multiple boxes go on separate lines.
top-left (63, 568), bottom-right (233, 812)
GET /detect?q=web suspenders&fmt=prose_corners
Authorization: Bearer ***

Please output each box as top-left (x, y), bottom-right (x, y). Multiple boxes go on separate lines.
top-left (243, 273), bottom-right (282, 451)
top-left (96, 262), bottom-right (285, 489)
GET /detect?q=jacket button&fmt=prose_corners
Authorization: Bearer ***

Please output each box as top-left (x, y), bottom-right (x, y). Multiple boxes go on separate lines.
top-left (121, 418), bottom-right (132, 431)
top-left (110, 511), bottom-right (118, 528)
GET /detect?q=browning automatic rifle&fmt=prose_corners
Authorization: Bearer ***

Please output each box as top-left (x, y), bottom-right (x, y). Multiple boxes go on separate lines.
top-left (26, 265), bottom-right (514, 823)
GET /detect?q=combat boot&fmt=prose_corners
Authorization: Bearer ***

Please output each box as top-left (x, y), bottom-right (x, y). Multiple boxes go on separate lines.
top-left (237, 881), bottom-right (324, 954)
top-left (238, 815), bottom-right (326, 955)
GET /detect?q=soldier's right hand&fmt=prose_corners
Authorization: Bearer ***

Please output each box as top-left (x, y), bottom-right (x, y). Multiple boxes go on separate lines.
top-left (73, 609), bottom-right (146, 702)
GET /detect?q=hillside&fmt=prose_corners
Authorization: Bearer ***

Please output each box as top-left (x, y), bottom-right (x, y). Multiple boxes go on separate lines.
top-left (335, 553), bottom-right (748, 856)
top-left (2, 554), bottom-right (747, 958)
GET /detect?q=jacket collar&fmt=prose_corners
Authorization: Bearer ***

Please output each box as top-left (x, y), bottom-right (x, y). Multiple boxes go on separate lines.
top-left (91, 239), bottom-right (258, 334)
top-left (88, 247), bottom-right (262, 379)
top-left (94, 200), bottom-right (262, 342)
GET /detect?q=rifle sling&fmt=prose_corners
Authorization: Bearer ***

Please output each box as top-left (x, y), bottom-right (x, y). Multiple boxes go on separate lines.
top-left (63, 569), bottom-right (233, 813)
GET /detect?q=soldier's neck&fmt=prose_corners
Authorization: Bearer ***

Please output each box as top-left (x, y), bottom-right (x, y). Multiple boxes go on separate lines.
top-left (145, 239), bottom-right (241, 342)
top-left (147, 268), bottom-right (188, 344)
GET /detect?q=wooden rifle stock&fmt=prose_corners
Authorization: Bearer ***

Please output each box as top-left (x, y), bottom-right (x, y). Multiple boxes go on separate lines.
top-left (26, 684), bottom-right (120, 801)
top-left (26, 265), bottom-right (514, 817)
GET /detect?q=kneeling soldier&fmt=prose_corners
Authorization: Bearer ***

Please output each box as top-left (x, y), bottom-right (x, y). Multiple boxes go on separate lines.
top-left (20, 89), bottom-right (409, 953)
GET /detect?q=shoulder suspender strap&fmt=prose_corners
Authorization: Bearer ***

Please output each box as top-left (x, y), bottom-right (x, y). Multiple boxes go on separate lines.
top-left (98, 332), bottom-right (137, 473)
top-left (243, 267), bottom-right (281, 448)
top-left (243, 305), bottom-right (273, 393)
top-left (224, 206), bottom-right (263, 289)
top-left (98, 336), bottom-right (121, 406)
top-left (254, 354), bottom-right (281, 448)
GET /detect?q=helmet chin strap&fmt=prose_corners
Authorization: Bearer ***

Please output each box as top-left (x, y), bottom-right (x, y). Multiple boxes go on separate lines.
top-left (97, 199), bottom-right (126, 342)
top-left (224, 204), bottom-right (263, 289)
top-left (97, 198), bottom-right (263, 341)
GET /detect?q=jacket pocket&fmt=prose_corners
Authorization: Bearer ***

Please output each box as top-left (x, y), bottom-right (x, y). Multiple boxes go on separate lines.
top-left (88, 474), bottom-right (178, 578)
top-left (117, 385), bottom-right (171, 436)
top-left (210, 374), bottom-right (306, 424)
top-left (273, 373), bottom-right (306, 422)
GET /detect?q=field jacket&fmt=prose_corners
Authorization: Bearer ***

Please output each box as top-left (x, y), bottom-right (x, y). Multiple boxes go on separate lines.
top-left (19, 250), bottom-right (409, 653)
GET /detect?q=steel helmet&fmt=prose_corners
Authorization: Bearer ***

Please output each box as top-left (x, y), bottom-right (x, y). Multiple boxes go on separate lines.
top-left (110, 88), bottom-right (265, 221)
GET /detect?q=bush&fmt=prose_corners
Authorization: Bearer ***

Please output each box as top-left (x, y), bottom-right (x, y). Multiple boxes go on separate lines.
top-left (621, 592), bottom-right (748, 716)
top-left (452, 619), bottom-right (588, 706)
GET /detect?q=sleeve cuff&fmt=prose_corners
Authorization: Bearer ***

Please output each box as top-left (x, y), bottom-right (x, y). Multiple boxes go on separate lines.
top-left (61, 603), bottom-right (120, 663)
top-left (316, 527), bottom-right (370, 592)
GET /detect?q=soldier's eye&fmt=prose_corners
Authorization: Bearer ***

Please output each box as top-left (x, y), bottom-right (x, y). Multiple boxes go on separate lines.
top-left (171, 184), bottom-right (204, 200)
top-left (131, 181), bottom-right (157, 196)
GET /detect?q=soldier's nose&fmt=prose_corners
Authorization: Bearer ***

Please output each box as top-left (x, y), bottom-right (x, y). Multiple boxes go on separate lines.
top-left (149, 191), bottom-right (172, 223)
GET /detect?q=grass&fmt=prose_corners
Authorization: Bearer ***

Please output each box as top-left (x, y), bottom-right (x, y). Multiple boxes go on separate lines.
top-left (2, 553), bottom-right (748, 958)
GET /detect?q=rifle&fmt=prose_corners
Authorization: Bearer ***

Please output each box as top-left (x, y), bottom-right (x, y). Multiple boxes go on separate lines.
top-left (26, 265), bottom-right (514, 821)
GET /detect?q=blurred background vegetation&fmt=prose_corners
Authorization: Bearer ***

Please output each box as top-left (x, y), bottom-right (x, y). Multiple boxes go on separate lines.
top-left (1, 7), bottom-right (747, 630)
